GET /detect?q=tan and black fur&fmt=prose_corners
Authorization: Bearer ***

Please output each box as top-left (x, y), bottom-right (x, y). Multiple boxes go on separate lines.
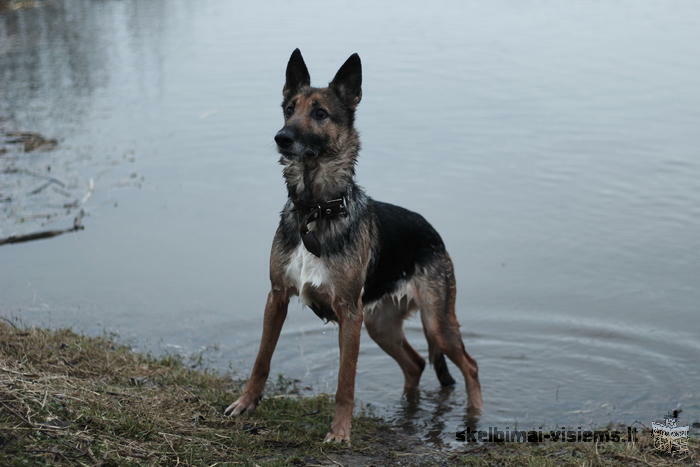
top-left (225, 49), bottom-right (483, 443)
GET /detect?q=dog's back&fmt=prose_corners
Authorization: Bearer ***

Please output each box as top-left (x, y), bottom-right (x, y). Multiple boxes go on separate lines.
top-left (363, 200), bottom-right (445, 304)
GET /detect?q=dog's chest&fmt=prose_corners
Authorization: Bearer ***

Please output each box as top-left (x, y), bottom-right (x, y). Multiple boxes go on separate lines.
top-left (285, 244), bottom-right (330, 303)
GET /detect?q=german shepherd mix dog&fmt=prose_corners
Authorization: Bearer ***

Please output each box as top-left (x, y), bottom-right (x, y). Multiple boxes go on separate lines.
top-left (225, 49), bottom-right (483, 443)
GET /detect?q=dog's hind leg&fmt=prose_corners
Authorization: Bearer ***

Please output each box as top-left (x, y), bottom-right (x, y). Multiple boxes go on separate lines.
top-left (225, 288), bottom-right (289, 416)
top-left (364, 299), bottom-right (425, 392)
top-left (416, 259), bottom-right (483, 411)
top-left (424, 333), bottom-right (457, 387)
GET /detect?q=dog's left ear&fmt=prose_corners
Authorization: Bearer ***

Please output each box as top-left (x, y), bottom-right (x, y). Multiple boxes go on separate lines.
top-left (330, 53), bottom-right (362, 109)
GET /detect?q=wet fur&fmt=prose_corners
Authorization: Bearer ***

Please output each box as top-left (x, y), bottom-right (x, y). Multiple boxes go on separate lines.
top-left (226, 49), bottom-right (483, 443)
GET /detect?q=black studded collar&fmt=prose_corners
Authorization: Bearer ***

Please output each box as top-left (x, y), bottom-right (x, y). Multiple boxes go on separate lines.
top-left (293, 196), bottom-right (347, 257)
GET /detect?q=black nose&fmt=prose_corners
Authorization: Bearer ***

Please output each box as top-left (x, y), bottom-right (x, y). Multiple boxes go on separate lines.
top-left (274, 129), bottom-right (294, 149)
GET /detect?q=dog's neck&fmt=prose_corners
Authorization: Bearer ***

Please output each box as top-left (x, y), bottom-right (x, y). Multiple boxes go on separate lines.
top-left (281, 146), bottom-right (358, 207)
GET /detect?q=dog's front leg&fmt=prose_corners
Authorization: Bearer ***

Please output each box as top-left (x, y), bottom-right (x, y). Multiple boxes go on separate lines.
top-left (225, 288), bottom-right (289, 416)
top-left (324, 297), bottom-right (363, 443)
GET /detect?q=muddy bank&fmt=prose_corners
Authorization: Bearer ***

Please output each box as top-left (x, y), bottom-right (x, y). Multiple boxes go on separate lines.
top-left (2, 131), bottom-right (57, 153)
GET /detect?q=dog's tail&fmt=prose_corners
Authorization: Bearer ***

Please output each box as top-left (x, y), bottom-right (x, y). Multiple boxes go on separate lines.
top-left (432, 351), bottom-right (456, 386)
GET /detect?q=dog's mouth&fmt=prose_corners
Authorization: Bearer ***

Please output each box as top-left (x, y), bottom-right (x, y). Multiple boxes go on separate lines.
top-left (277, 147), bottom-right (320, 160)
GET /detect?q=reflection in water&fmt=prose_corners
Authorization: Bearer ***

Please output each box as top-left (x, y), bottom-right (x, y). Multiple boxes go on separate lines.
top-left (1, 1), bottom-right (103, 122)
top-left (2, 0), bottom-right (700, 445)
top-left (393, 386), bottom-right (480, 446)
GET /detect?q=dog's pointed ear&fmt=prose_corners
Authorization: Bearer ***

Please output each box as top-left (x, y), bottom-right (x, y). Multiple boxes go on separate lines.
top-left (330, 53), bottom-right (362, 109)
top-left (284, 48), bottom-right (310, 97)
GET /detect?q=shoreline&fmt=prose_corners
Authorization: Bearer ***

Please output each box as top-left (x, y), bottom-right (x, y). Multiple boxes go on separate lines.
top-left (0, 322), bottom-right (696, 465)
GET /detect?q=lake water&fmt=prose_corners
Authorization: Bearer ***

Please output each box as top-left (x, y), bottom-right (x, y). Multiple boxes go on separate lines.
top-left (2, 0), bottom-right (699, 445)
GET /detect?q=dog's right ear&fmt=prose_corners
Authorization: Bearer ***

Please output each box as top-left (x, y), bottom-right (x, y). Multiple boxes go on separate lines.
top-left (284, 49), bottom-right (310, 97)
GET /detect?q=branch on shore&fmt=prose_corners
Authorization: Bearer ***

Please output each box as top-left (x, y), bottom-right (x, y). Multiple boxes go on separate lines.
top-left (0, 210), bottom-right (84, 246)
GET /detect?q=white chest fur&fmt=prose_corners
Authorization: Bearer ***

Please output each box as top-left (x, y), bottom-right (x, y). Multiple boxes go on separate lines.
top-left (285, 244), bottom-right (330, 300)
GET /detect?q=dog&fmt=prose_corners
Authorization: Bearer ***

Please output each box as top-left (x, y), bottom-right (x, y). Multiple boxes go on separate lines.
top-left (225, 49), bottom-right (483, 443)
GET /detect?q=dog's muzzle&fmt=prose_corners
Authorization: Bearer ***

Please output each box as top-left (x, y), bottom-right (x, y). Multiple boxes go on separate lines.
top-left (274, 128), bottom-right (294, 149)
top-left (275, 128), bottom-right (318, 159)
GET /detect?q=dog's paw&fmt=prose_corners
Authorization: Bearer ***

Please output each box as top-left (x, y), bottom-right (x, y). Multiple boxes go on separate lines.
top-left (224, 393), bottom-right (260, 416)
top-left (323, 429), bottom-right (351, 444)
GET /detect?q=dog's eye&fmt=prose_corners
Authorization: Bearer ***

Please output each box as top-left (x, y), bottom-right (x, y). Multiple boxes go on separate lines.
top-left (313, 108), bottom-right (328, 121)
top-left (284, 105), bottom-right (294, 118)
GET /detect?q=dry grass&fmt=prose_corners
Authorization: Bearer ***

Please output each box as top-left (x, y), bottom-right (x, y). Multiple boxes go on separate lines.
top-left (0, 321), bottom-right (696, 466)
top-left (0, 322), bottom-right (396, 465)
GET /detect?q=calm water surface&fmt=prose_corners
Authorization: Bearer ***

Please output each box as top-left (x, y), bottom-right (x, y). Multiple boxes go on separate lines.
top-left (2, 0), bottom-right (699, 445)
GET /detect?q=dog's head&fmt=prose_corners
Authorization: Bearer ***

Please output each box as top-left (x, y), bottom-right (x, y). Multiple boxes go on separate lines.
top-left (275, 49), bottom-right (361, 163)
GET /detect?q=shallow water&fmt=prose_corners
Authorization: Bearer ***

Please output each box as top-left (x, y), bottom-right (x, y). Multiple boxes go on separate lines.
top-left (2, 0), bottom-right (699, 445)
